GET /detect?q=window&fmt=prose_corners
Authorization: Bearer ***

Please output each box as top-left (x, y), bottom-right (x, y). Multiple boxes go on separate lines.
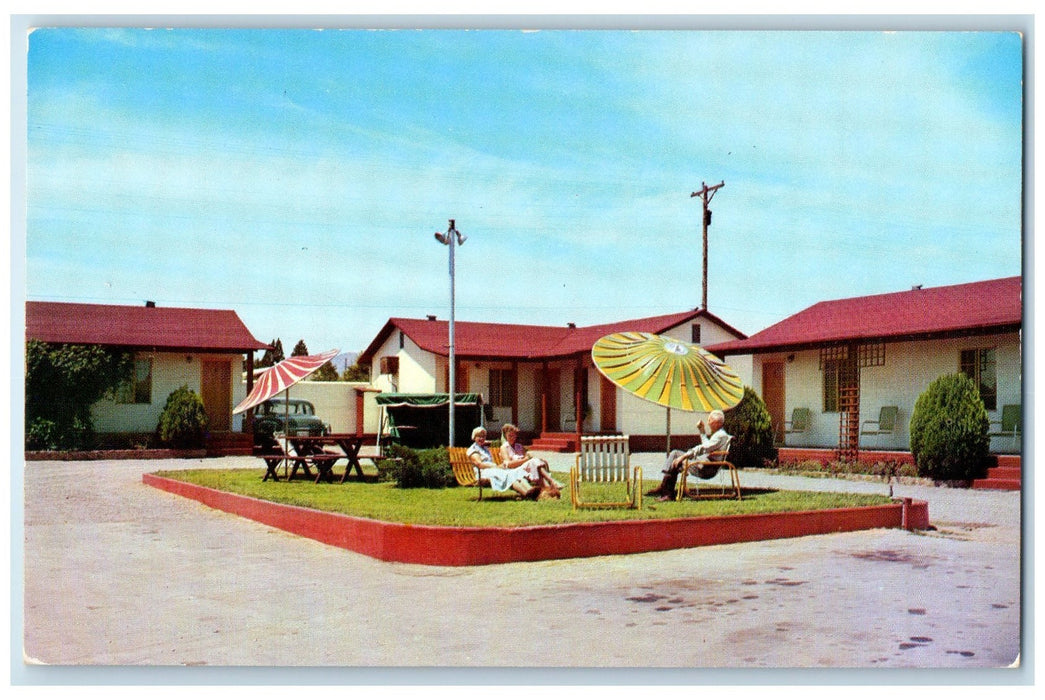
top-left (691, 324), bottom-right (701, 344)
top-left (489, 368), bottom-right (516, 406)
top-left (822, 359), bottom-right (842, 412)
top-left (961, 348), bottom-right (997, 410)
top-left (116, 356), bottom-right (152, 404)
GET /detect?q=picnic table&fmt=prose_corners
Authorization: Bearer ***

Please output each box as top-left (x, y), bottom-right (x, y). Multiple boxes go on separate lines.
top-left (257, 433), bottom-right (367, 484)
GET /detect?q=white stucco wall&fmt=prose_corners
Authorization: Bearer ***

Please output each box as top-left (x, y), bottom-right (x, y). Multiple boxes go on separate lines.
top-left (761, 330), bottom-right (1021, 450)
top-left (369, 331), bottom-right (437, 393)
top-left (253, 380), bottom-right (377, 435)
top-left (92, 352), bottom-right (246, 433)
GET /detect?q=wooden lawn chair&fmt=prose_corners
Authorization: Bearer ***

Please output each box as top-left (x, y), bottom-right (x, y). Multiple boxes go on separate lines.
top-left (570, 435), bottom-right (642, 510)
top-left (676, 437), bottom-right (741, 501)
top-left (449, 446), bottom-right (491, 501)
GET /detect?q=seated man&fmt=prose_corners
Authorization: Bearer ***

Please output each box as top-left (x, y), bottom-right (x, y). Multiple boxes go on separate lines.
top-left (647, 409), bottom-right (731, 502)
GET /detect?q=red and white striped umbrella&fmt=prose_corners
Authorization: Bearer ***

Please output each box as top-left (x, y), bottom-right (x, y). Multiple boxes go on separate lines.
top-left (233, 348), bottom-right (340, 415)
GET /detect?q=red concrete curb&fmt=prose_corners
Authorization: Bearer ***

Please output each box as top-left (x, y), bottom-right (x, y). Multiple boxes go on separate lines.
top-left (143, 474), bottom-right (930, 566)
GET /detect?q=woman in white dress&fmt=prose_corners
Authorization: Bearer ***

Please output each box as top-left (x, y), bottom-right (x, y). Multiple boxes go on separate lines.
top-left (466, 426), bottom-right (539, 499)
top-left (499, 423), bottom-right (563, 499)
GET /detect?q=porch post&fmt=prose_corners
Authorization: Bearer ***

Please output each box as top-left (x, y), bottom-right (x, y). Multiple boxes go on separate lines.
top-left (511, 360), bottom-right (519, 426)
top-left (355, 389), bottom-right (365, 436)
top-left (837, 342), bottom-right (861, 462)
top-left (244, 351), bottom-right (254, 433)
top-left (574, 359), bottom-right (584, 445)
top-left (540, 361), bottom-right (549, 433)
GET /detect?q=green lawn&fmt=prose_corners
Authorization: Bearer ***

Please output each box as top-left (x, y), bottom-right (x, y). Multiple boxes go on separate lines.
top-left (153, 467), bottom-right (893, 528)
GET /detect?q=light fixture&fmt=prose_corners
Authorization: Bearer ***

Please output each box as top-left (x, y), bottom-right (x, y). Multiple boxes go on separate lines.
top-left (433, 219), bottom-right (465, 447)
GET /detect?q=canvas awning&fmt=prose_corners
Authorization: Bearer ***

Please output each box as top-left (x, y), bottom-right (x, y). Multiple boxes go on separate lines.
top-left (375, 393), bottom-right (485, 449)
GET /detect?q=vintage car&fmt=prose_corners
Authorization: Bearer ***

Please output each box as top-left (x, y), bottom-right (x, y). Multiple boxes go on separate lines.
top-left (252, 397), bottom-right (330, 442)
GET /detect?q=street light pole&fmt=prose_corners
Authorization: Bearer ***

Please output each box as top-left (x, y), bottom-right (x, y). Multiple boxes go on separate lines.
top-left (434, 219), bottom-right (466, 446)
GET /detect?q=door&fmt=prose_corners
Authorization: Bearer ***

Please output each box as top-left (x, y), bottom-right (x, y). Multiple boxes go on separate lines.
top-left (535, 367), bottom-right (561, 432)
top-left (441, 362), bottom-right (469, 392)
top-left (201, 360), bottom-right (231, 431)
top-left (762, 361), bottom-right (785, 444)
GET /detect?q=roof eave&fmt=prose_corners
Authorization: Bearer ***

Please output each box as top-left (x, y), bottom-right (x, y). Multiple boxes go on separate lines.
top-left (712, 322), bottom-right (1022, 357)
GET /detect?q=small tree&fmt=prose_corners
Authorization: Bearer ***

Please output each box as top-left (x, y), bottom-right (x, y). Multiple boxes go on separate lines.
top-left (157, 386), bottom-right (210, 449)
top-left (722, 386), bottom-right (777, 467)
top-left (291, 339), bottom-right (309, 356)
top-left (310, 361), bottom-right (339, 381)
top-left (909, 373), bottom-right (990, 481)
top-left (341, 363), bottom-right (371, 382)
top-left (257, 339), bottom-right (284, 368)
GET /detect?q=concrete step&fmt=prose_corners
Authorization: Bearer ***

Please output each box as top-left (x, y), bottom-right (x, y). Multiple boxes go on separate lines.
top-left (205, 432), bottom-right (253, 457)
top-left (531, 442), bottom-right (576, 453)
top-left (994, 454), bottom-right (1022, 469)
top-left (530, 434), bottom-right (579, 452)
top-left (972, 477), bottom-right (1021, 491)
top-left (985, 466), bottom-right (1022, 480)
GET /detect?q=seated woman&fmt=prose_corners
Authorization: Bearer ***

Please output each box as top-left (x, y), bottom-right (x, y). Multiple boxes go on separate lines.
top-left (499, 423), bottom-right (563, 499)
top-left (466, 427), bottom-right (540, 499)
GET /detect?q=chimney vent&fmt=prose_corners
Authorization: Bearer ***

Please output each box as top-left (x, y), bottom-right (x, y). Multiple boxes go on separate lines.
top-left (145, 300), bottom-right (156, 308)
top-left (426, 314), bottom-right (437, 321)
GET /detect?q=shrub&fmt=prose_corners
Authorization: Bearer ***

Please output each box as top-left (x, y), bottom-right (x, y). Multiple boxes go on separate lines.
top-left (24, 341), bottom-right (132, 451)
top-left (25, 416), bottom-right (91, 452)
top-left (909, 373), bottom-right (990, 481)
top-left (382, 444), bottom-right (455, 488)
top-left (722, 386), bottom-right (778, 467)
top-left (157, 386), bottom-right (210, 449)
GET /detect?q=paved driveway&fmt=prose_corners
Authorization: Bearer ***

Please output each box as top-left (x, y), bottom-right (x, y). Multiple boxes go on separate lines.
top-left (18, 454), bottom-right (1023, 679)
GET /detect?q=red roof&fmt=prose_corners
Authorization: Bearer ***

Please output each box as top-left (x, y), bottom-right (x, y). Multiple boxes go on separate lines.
top-left (360, 309), bottom-right (745, 363)
top-left (708, 276), bottom-right (1022, 356)
top-left (26, 301), bottom-right (268, 352)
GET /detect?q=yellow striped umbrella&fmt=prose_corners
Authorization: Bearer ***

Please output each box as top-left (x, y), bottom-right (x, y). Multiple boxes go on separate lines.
top-left (592, 332), bottom-right (744, 451)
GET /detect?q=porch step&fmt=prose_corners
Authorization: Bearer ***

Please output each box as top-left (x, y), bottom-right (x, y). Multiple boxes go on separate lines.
top-left (205, 432), bottom-right (254, 457)
top-left (530, 432), bottom-right (579, 453)
top-left (972, 477), bottom-right (1022, 491)
top-left (994, 454), bottom-right (1022, 469)
top-left (972, 456), bottom-right (1022, 491)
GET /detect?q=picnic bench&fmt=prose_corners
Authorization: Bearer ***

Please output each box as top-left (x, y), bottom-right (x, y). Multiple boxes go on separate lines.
top-left (255, 433), bottom-right (367, 484)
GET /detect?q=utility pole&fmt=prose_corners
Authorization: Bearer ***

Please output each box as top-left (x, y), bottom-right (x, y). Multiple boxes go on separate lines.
top-left (690, 181), bottom-right (724, 311)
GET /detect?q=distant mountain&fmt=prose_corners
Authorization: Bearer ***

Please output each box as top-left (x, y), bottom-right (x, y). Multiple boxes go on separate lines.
top-left (330, 352), bottom-right (359, 371)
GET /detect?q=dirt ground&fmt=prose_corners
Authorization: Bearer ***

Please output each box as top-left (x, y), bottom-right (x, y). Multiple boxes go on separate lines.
top-left (16, 454), bottom-right (1026, 683)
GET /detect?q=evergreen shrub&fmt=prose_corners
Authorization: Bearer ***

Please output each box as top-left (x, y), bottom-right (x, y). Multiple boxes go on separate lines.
top-left (157, 385), bottom-right (210, 449)
top-left (909, 373), bottom-right (990, 481)
top-left (722, 386), bottom-right (778, 467)
top-left (382, 444), bottom-right (455, 488)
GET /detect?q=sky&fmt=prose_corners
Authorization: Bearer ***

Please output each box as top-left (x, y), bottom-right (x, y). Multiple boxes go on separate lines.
top-left (21, 23), bottom-right (1025, 361)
